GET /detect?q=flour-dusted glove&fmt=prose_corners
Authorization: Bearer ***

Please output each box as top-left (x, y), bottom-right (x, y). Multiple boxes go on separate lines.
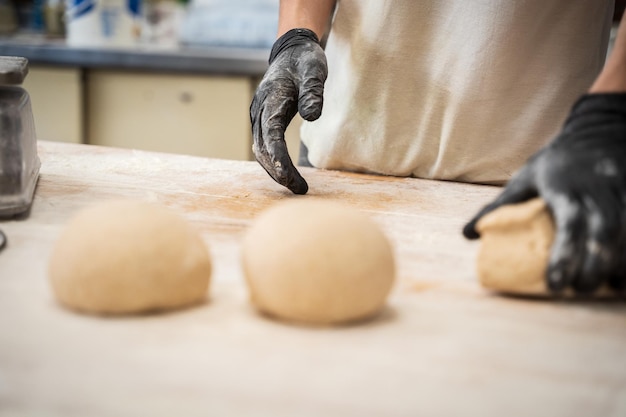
top-left (463, 93), bottom-right (626, 294)
top-left (250, 28), bottom-right (328, 194)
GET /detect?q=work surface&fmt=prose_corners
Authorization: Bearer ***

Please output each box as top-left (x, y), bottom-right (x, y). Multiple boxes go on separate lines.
top-left (1, 141), bottom-right (625, 417)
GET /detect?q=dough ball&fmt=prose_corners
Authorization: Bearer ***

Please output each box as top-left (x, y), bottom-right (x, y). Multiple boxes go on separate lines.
top-left (242, 199), bottom-right (395, 325)
top-left (475, 198), bottom-right (553, 295)
top-left (49, 200), bottom-right (211, 315)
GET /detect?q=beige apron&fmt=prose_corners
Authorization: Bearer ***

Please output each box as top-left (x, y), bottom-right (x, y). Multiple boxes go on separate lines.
top-left (300, 0), bottom-right (614, 184)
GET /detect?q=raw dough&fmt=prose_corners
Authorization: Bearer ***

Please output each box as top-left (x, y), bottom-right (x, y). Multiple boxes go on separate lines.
top-left (49, 200), bottom-right (212, 315)
top-left (476, 199), bottom-right (619, 297)
top-left (475, 198), bottom-right (553, 295)
top-left (242, 199), bottom-right (395, 325)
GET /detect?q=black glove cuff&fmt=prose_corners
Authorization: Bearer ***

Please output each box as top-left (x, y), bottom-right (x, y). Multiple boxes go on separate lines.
top-left (269, 28), bottom-right (320, 65)
top-left (570, 92), bottom-right (626, 117)
top-left (563, 92), bottom-right (626, 130)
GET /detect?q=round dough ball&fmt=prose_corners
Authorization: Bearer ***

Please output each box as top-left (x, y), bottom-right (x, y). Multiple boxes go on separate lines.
top-left (475, 198), bottom-right (553, 295)
top-left (49, 200), bottom-right (211, 315)
top-left (242, 199), bottom-right (395, 325)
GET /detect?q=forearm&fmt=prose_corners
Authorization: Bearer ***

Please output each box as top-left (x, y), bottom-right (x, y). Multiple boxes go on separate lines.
top-left (590, 11), bottom-right (626, 93)
top-left (277, 0), bottom-right (336, 40)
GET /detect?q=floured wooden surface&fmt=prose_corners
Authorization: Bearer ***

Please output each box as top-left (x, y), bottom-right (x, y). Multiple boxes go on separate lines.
top-left (0, 141), bottom-right (625, 417)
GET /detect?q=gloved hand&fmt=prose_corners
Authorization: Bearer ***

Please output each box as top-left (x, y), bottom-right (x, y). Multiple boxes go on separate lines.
top-left (463, 93), bottom-right (626, 294)
top-left (250, 28), bottom-right (328, 194)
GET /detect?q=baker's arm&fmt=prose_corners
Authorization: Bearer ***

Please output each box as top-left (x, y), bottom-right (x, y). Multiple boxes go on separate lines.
top-left (463, 13), bottom-right (626, 294)
top-left (278, 0), bottom-right (336, 39)
top-left (590, 8), bottom-right (626, 93)
top-left (249, 0), bottom-right (336, 194)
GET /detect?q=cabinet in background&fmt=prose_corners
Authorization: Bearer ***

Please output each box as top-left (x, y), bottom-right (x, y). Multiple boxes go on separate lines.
top-left (23, 66), bottom-right (304, 163)
top-left (87, 70), bottom-right (253, 160)
top-left (23, 66), bottom-right (84, 144)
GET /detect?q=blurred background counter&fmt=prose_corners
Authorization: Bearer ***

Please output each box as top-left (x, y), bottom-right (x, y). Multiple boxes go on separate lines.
top-left (0, 0), bottom-right (303, 162)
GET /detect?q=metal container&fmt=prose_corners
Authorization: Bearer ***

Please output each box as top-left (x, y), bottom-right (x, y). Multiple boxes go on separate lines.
top-left (0, 57), bottom-right (40, 217)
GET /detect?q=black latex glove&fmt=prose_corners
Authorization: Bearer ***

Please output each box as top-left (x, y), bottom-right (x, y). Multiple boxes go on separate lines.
top-left (250, 28), bottom-right (328, 194)
top-left (464, 93), bottom-right (626, 294)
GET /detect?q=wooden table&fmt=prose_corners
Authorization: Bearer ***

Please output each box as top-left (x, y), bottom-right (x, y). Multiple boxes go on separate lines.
top-left (1, 141), bottom-right (624, 417)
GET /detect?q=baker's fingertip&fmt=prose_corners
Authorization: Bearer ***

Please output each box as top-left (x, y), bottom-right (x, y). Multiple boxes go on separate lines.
top-left (547, 264), bottom-right (568, 293)
top-left (462, 221), bottom-right (480, 240)
top-left (572, 271), bottom-right (604, 294)
top-left (299, 98), bottom-right (323, 121)
top-left (289, 176), bottom-right (309, 195)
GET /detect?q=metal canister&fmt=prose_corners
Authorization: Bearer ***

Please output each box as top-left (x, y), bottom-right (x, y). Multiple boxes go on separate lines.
top-left (0, 57), bottom-right (40, 218)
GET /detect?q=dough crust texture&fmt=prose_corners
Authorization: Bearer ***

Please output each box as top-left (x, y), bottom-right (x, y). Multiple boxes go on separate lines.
top-left (476, 198), bottom-right (553, 295)
top-left (49, 200), bottom-right (211, 315)
top-left (242, 199), bottom-right (395, 325)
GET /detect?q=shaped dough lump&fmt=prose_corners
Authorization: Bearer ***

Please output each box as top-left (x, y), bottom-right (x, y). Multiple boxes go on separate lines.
top-left (49, 200), bottom-right (211, 315)
top-left (476, 198), bottom-right (619, 297)
top-left (242, 199), bottom-right (395, 325)
top-left (476, 198), bottom-right (553, 295)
